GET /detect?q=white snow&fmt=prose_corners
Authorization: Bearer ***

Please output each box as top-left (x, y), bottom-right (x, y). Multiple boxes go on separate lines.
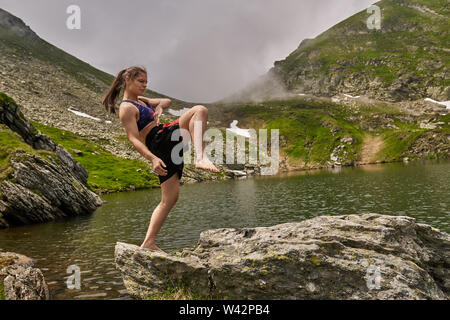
top-left (424, 98), bottom-right (450, 110)
top-left (343, 94), bottom-right (360, 99)
top-left (297, 93), bottom-right (306, 96)
top-left (68, 108), bottom-right (101, 121)
top-left (68, 108), bottom-right (112, 124)
top-left (226, 120), bottom-right (251, 138)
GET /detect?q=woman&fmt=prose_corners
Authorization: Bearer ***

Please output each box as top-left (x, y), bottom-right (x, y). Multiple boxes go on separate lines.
top-left (102, 66), bottom-right (219, 252)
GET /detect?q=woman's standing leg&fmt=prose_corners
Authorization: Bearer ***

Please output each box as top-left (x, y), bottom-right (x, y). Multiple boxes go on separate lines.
top-left (140, 172), bottom-right (180, 251)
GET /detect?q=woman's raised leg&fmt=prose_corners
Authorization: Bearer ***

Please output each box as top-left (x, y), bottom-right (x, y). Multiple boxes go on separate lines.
top-left (140, 172), bottom-right (180, 251)
top-left (178, 105), bottom-right (219, 172)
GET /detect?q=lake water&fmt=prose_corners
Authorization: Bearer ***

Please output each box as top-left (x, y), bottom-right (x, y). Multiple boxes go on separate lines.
top-left (0, 158), bottom-right (449, 299)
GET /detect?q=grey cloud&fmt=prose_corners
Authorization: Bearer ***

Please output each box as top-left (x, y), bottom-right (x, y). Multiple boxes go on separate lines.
top-left (0, 0), bottom-right (376, 102)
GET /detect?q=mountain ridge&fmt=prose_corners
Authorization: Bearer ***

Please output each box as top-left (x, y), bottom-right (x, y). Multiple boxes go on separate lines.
top-left (0, 7), bottom-right (199, 162)
top-left (223, 0), bottom-right (449, 103)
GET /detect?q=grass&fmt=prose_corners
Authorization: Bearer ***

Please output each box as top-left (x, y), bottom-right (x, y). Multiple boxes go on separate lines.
top-left (271, 0), bottom-right (450, 92)
top-left (145, 280), bottom-right (224, 300)
top-left (439, 114), bottom-right (450, 134)
top-left (146, 285), bottom-right (207, 300)
top-left (145, 286), bottom-right (240, 300)
top-left (214, 95), bottom-right (450, 167)
top-left (0, 280), bottom-right (4, 300)
top-left (29, 120), bottom-right (160, 194)
top-left (0, 124), bottom-right (62, 181)
top-left (226, 97), bottom-right (367, 166)
top-left (0, 93), bottom-right (62, 182)
top-left (0, 92), bottom-right (17, 105)
top-left (376, 129), bottom-right (426, 162)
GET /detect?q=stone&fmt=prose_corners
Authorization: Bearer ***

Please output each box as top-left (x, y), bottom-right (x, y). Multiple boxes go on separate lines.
top-left (0, 94), bottom-right (105, 228)
top-left (115, 213), bottom-right (449, 300)
top-left (228, 170), bottom-right (247, 177)
top-left (340, 137), bottom-right (353, 144)
top-left (4, 266), bottom-right (49, 300)
top-left (419, 121), bottom-right (437, 129)
top-left (0, 251), bottom-right (49, 300)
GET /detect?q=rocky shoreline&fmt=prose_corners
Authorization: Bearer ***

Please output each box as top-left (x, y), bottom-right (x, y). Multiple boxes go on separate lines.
top-left (115, 213), bottom-right (450, 300)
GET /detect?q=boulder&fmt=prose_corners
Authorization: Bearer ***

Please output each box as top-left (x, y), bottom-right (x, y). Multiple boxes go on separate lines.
top-left (0, 250), bottom-right (49, 300)
top-left (115, 213), bottom-right (449, 300)
top-left (0, 94), bottom-right (89, 183)
top-left (0, 93), bottom-right (105, 227)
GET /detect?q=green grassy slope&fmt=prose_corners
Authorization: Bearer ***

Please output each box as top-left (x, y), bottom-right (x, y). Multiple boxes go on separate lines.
top-left (30, 121), bottom-right (161, 193)
top-left (0, 120), bottom-right (160, 194)
top-left (0, 91), bottom-right (160, 194)
top-left (215, 96), bottom-right (450, 168)
top-left (228, 0), bottom-right (449, 103)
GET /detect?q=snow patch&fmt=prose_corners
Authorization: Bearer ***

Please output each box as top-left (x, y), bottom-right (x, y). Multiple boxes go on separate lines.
top-left (226, 120), bottom-right (251, 138)
top-left (68, 108), bottom-right (101, 121)
top-left (343, 94), bottom-right (360, 99)
top-left (424, 98), bottom-right (450, 110)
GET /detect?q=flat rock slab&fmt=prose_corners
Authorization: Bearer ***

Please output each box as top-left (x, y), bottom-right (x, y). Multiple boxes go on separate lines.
top-left (115, 213), bottom-right (449, 300)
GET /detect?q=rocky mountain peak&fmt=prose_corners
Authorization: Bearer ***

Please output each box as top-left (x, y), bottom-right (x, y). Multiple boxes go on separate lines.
top-left (0, 8), bottom-right (39, 41)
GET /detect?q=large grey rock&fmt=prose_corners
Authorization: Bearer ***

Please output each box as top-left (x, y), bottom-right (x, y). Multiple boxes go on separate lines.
top-left (0, 251), bottom-right (49, 300)
top-left (115, 213), bottom-right (449, 300)
top-left (0, 97), bottom-right (88, 183)
top-left (0, 95), bottom-right (105, 227)
top-left (0, 149), bottom-right (104, 226)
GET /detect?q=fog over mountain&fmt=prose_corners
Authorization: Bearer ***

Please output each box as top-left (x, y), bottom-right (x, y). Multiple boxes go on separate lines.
top-left (0, 0), bottom-right (376, 102)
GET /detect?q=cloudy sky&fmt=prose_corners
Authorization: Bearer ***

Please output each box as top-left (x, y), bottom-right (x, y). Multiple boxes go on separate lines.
top-left (0, 0), bottom-right (376, 103)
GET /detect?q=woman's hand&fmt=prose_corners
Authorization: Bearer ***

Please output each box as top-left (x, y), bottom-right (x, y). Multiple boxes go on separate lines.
top-left (152, 156), bottom-right (168, 176)
top-left (154, 105), bottom-right (163, 126)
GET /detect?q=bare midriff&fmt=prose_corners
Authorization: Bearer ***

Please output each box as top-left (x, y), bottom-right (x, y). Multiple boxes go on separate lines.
top-left (138, 119), bottom-right (158, 144)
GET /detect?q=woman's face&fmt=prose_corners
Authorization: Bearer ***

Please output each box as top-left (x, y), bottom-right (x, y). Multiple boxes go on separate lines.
top-left (125, 73), bottom-right (147, 95)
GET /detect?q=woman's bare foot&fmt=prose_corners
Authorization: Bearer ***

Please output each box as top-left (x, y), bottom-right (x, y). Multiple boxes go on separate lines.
top-left (195, 157), bottom-right (220, 173)
top-left (140, 243), bottom-right (166, 253)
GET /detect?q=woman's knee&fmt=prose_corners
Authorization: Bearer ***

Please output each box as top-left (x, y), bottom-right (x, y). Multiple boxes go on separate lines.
top-left (194, 105), bottom-right (208, 114)
top-left (160, 195), bottom-right (178, 209)
top-left (160, 185), bottom-right (179, 208)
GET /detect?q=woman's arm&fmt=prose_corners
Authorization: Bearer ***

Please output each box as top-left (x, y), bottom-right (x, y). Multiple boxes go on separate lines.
top-left (119, 104), bottom-right (157, 161)
top-left (138, 96), bottom-right (172, 109)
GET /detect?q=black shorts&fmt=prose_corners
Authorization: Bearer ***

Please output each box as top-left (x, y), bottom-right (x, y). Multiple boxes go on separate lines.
top-left (145, 119), bottom-right (185, 184)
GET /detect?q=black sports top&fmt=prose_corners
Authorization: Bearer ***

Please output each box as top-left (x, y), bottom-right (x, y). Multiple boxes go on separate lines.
top-left (122, 100), bottom-right (155, 131)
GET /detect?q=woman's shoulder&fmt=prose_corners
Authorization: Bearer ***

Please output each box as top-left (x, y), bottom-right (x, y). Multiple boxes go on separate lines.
top-left (119, 101), bottom-right (140, 117)
top-left (139, 99), bottom-right (154, 109)
top-left (120, 100), bottom-right (139, 108)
